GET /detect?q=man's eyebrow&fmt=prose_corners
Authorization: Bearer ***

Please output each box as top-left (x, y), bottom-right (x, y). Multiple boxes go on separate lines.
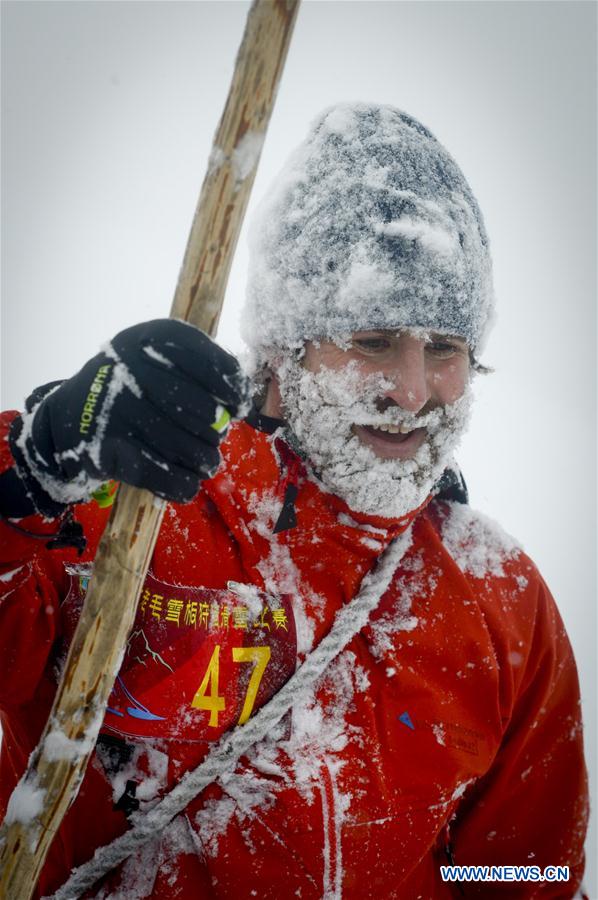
top-left (351, 330), bottom-right (388, 337)
top-left (351, 330), bottom-right (469, 345)
top-left (428, 332), bottom-right (468, 344)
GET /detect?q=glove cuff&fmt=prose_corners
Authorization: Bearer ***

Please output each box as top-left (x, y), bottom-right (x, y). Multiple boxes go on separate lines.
top-left (9, 384), bottom-right (104, 514)
top-left (8, 412), bottom-right (70, 518)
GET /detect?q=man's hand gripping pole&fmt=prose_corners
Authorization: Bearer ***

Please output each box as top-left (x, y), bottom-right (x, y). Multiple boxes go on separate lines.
top-left (0, 2), bottom-right (300, 897)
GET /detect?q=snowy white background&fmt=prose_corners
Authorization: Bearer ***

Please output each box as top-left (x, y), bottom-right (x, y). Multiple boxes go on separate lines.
top-left (1, 0), bottom-right (595, 892)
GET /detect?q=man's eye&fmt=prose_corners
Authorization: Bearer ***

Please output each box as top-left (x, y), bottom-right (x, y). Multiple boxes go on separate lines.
top-left (426, 341), bottom-right (461, 358)
top-left (353, 338), bottom-right (391, 352)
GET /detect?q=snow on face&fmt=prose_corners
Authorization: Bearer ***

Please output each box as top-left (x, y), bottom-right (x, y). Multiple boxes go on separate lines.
top-left (274, 353), bottom-right (472, 519)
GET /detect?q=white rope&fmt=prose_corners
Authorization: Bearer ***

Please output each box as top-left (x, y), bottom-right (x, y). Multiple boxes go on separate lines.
top-left (49, 527), bottom-right (412, 899)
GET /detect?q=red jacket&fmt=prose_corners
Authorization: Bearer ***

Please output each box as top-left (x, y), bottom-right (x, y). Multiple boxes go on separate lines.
top-left (0, 411), bottom-right (588, 898)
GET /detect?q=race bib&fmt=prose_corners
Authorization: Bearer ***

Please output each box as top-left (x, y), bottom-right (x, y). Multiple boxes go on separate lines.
top-left (62, 567), bottom-right (297, 743)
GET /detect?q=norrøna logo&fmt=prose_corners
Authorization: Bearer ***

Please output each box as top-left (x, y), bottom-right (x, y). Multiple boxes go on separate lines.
top-left (79, 364), bottom-right (111, 435)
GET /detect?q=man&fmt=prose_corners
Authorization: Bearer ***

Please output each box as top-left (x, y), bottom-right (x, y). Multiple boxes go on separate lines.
top-left (0, 104), bottom-right (588, 897)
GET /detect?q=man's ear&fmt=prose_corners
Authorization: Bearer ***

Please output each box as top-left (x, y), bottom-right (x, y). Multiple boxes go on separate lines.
top-left (260, 370), bottom-right (285, 418)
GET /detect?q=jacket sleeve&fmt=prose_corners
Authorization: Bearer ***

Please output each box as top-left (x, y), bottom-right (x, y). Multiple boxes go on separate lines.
top-left (448, 564), bottom-right (589, 898)
top-left (0, 410), bottom-right (69, 710)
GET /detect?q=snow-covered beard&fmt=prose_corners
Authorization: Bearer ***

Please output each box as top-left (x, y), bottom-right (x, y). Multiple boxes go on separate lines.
top-left (274, 355), bottom-right (473, 519)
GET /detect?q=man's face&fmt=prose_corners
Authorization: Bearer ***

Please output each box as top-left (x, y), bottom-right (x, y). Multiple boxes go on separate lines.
top-left (272, 327), bottom-right (473, 518)
top-left (302, 330), bottom-right (470, 460)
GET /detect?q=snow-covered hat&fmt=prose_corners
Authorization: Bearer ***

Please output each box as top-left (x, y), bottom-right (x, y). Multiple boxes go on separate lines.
top-left (242, 103), bottom-right (495, 357)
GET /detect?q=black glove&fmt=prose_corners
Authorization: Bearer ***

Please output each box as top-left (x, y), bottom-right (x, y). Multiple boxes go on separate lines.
top-left (9, 319), bottom-right (250, 513)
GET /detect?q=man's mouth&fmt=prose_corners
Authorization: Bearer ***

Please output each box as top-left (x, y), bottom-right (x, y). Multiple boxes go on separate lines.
top-left (365, 423), bottom-right (413, 436)
top-left (353, 423), bottom-right (427, 458)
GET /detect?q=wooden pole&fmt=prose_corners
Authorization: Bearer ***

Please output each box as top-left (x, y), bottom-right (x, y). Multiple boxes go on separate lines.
top-left (0, 2), bottom-right (300, 897)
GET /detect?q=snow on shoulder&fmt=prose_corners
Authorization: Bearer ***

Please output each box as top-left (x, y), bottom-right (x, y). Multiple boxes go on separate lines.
top-left (440, 501), bottom-right (522, 579)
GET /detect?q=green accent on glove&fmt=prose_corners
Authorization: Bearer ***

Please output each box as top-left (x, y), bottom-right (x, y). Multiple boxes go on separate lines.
top-left (92, 481), bottom-right (117, 509)
top-left (211, 405), bottom-right (231, 434)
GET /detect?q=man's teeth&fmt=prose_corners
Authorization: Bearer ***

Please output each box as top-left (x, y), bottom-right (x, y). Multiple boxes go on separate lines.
top-left (373, 423), bottom-right (413, 434)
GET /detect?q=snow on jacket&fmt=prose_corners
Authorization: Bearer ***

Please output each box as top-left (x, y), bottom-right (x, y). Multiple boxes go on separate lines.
top-left (0, 410), bottom-right (588, 898)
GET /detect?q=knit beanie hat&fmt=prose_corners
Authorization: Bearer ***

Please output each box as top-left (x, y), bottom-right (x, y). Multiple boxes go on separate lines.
top-left (242, 103), bottom-right (495, 358)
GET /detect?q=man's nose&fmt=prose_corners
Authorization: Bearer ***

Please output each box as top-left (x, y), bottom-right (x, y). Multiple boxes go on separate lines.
top-left (381, 345), bottom-right (430, 413)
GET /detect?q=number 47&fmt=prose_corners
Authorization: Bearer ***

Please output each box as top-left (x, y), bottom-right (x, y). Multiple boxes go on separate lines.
top-left (191, 645), bottom-right (271, 728)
